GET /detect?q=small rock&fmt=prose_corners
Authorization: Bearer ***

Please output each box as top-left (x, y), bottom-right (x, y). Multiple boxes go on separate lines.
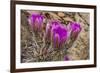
top-left (48, 12), bottom-right (61, 20)
top-left (63, 17), bottom-right (73, 22)
top-left (58, 12), bottom-right (65, 17)
top-left (27, 10), bottom-right (40, 15)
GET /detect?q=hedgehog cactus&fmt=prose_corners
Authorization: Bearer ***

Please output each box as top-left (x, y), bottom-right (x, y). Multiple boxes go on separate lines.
top-left (28, 13), bottom-right (81, 52)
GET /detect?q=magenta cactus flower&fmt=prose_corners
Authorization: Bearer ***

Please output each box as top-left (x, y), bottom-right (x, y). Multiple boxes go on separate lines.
top-left (51, 24), bottom-right (69, 49)
top-left (45, 20), bottom-right (60, 42)
top-left (28, 14), bottom-right (44, 32)
top-left (68, 22), bottom-right (81, 40)
top-left (64, 55), bottom-right (70, 61)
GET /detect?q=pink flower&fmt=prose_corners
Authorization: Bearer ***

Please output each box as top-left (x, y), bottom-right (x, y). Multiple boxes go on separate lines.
top-left (51, 24), bottom-right (69, 48)
top-left (68, 22), bottom-right (81, 40)
top-left (28, 14), bottom-right (44, 32)
top-left (64, 55), bottom-right (70, 61)
top-left (45, 20), bottom-right (60, 42)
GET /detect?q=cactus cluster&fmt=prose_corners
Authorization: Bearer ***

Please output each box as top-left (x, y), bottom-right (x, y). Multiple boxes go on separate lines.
top-left (28, 13), bottom-right (82, 61)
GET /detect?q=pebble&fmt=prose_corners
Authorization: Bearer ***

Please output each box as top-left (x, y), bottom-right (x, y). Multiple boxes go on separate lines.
top-left (63, 17), bottom-right (73, 22)
top-left (58, 12), bottom-right (65, 17)
top-left (48, 12), bottom-right (61, 20)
